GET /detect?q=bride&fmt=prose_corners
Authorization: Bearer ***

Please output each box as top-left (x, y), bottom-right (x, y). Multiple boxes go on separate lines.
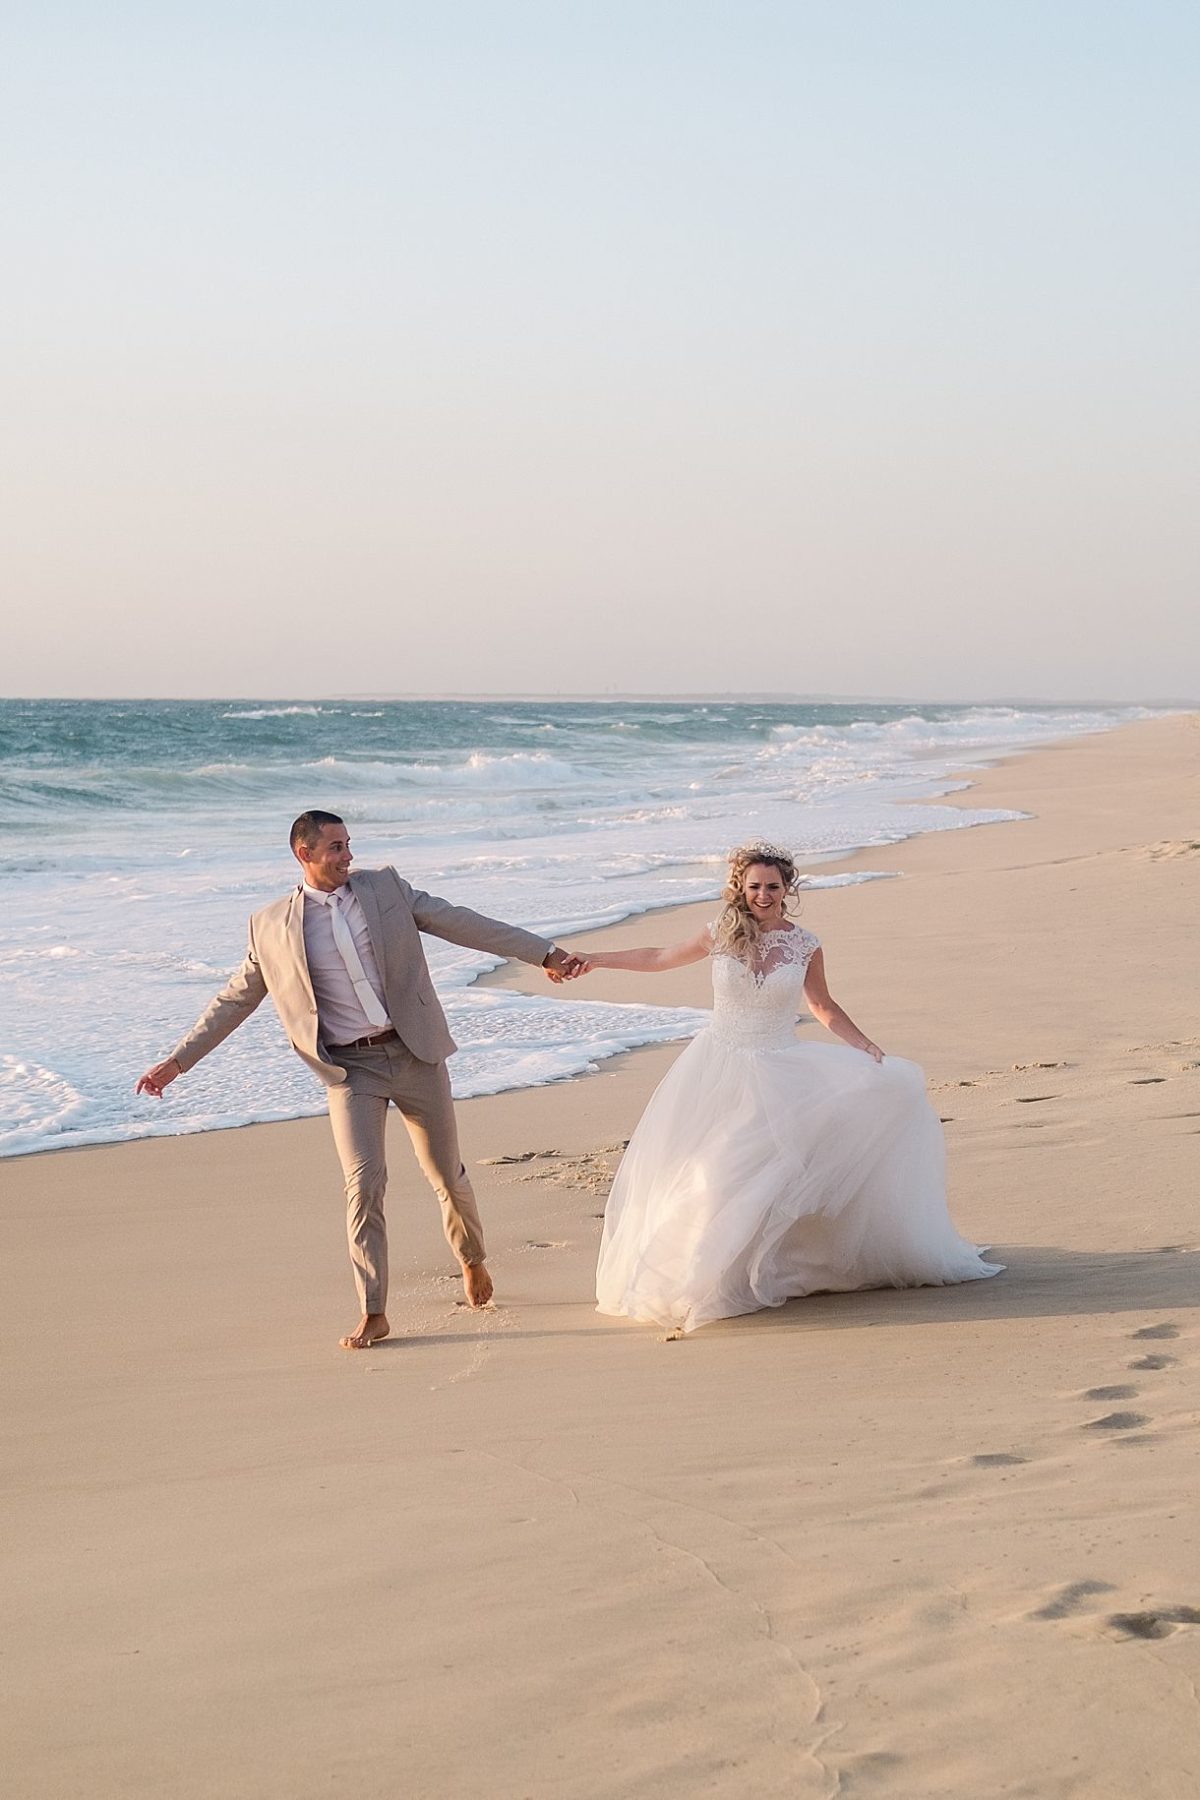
top-left (575, 845), bottom-right (1002, 1333)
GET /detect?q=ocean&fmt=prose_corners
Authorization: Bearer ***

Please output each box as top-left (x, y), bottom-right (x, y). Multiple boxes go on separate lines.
top-left (0, 697), bottom-right (1155, 1156)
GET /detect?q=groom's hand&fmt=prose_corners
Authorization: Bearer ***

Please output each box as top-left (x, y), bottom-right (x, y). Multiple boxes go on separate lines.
top-left (543, 948), bottom-right (586, 983)
top-left (136, 1057), bottom-right (182, 1098)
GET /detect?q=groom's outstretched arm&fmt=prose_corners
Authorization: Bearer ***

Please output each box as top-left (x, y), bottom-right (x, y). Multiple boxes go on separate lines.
top-left (395, 873), bottom-right (563, 969)
top-left (136, 931), bottom-right (269, 1096)
top-left (171, 940), bottom-right (269, 1070)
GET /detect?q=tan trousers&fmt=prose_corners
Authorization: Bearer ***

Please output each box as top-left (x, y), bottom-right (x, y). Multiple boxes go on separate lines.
top-left (325, 1038), bottom-right (486, 1314)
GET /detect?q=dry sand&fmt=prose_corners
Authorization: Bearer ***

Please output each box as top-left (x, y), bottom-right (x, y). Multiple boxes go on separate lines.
top-left (3, 712), bottom-right (1199, 1798)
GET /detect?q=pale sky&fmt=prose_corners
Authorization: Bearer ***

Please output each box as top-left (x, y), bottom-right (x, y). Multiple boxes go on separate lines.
top-left (4, 2), bottom-right (1198, 701)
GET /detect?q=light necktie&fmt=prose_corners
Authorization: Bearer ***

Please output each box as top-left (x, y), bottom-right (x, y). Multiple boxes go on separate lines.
top-left (327, 890), bottom-right (389, 1029)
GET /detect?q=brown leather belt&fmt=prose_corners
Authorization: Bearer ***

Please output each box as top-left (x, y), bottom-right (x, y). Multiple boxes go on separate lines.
top-left (328, 1027), bottom-right (400, 1052)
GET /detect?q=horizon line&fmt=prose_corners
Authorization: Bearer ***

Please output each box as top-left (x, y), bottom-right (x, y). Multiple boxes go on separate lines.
top-left (2, 692), bottom-right (1196, 708)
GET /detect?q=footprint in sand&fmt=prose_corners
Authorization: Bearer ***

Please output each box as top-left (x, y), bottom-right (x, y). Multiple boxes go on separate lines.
top-left (1031, 1579), bottom-right (1117, 1621)
top-left (1129, 1076), bottom-right (1167, 1085)
top-left (1141, 840), bottom-right (1200, 861)
top-left (1014, 1094), bottom-right (1059, 1104)
top-left (1082, 1412), bottom-right (1150, 1432)
top-left (971, 1452), bottom-right (1028, 1468)
top-left (1131, 1322), bottom-right (1180, 1340)
top-left (523, 1240), bottom-right (569, 1251)
top-left (1083, 1385), bottom-right (1140, 1401)
top-left (1108, 1606), bottom-right (1200, 1640)
top-left (835, 1751), bottom-right (905, 1783)
top-left (478, 1149), bottom-right (561, 1165)
top-left (1129, 1353), bottom-right (1177, 1370)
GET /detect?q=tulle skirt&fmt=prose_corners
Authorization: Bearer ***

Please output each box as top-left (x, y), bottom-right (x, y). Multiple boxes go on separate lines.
top-left (596, 1030), bottom-right (1002, 1332)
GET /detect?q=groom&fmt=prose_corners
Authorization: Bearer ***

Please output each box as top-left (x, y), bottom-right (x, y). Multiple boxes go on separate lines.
top-left (137, 811), bottom-right (582, 1348)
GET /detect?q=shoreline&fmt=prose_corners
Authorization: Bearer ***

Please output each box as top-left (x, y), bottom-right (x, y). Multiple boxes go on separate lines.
top-left (1, 712), bottom-right (1168, 1166)
top-left (479, 709), bottom-right (1195, 1067)
top-left (5, 709), bottom-right (1200, 1798)
top-left (6, 710), bottom-right (1188, 1181)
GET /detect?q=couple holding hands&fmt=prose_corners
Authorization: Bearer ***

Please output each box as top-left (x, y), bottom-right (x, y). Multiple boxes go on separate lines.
top-left (138, 812), bottom-right (998, 1348)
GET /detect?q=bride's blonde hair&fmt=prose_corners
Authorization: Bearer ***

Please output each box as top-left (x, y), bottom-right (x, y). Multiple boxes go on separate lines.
top-left (713, 844), bottom-right (801, 962)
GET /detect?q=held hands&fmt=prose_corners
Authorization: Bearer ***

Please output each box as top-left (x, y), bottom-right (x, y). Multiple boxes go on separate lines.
top-left (136, 1057), bottom-right (182, 1098)
top-left (543, 947), bottom-right (591, 984)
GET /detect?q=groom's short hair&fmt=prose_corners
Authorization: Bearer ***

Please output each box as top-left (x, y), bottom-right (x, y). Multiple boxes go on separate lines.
top-left (290, 810), bottom-right (346, 854)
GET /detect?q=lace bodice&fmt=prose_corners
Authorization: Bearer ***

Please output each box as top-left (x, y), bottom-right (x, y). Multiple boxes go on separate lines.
top-left (709, 924), bottom-right (820, 1049)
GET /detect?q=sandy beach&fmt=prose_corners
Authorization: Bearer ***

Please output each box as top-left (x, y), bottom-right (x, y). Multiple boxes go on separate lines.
top-left (3, 711), bottom-right (1199, 1799)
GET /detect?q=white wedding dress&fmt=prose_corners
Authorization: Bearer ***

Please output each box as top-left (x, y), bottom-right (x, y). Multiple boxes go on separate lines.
top-left (596, 925), bottom-right (1002, 1332)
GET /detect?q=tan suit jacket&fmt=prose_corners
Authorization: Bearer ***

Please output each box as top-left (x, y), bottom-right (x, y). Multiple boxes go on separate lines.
top-left (171, 867), bottom-right (553, 1087)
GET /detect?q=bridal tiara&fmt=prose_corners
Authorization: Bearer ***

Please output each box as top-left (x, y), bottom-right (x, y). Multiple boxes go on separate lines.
top-left (729, 842), bottom-right (794, 864)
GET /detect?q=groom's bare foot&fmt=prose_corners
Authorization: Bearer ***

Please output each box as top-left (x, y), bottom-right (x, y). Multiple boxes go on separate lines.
top-left (462, 1261), bottom-right (493, 1307)
top-left (340, 1312), bottom-right (390, 1350)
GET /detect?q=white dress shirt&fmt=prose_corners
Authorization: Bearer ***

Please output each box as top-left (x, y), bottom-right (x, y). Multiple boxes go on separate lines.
top-left (302, 882), bottom-right (394, 1045)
